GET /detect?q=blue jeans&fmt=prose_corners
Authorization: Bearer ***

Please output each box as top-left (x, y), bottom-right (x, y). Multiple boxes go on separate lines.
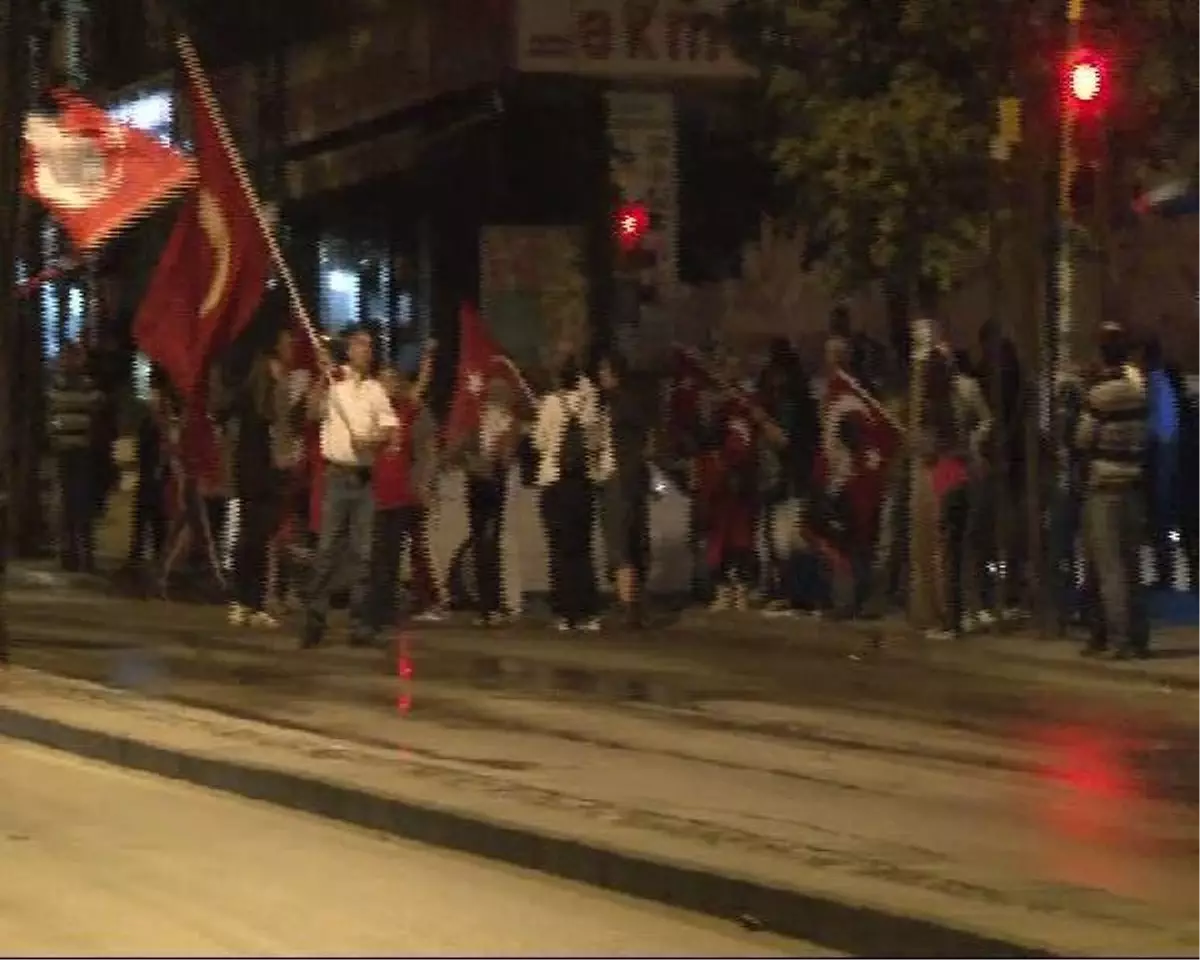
top-left (304, 463), bottom-right (375, 642)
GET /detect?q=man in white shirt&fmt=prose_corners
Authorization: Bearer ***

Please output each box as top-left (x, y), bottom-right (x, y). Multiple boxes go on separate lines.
top-left (302, 325), bottom-right (399, 648)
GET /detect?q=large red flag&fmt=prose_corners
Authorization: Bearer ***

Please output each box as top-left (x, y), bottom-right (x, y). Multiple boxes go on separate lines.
top-left (813, 369), bottom-right (902, 544)
top-left (23, 90), bottom-right (195, 254)
top-left (131, 69), bottom-right (269, 400)
top-left (445, 302), bottom-right (526, 449)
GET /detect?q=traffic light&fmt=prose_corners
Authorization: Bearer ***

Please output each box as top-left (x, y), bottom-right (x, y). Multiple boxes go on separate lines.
top-left (614, 201), bottom-right (650, 251)
top-left (1063, 49), bottom-right (1108, 117)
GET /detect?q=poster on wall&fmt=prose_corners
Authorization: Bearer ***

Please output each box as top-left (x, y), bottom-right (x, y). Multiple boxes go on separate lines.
top-left (606, 89), bottom-right (678, 296)
top-left (480, 226), bottom-right (589, 373)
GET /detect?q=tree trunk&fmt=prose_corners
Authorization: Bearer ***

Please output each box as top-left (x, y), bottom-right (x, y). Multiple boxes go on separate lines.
top-left (0, 0), bottom-right (36, 658)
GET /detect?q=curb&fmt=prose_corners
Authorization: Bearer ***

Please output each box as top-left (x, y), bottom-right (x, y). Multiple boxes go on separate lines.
top-left (0, 700), bottom-right (1056, 960)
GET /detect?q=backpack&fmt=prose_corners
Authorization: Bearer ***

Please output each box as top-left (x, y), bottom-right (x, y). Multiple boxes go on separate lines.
top-left (558, 410), bottom-right (589, 479)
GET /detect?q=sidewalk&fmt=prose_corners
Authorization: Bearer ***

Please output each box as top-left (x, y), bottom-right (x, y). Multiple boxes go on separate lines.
top-left (4, 568), bottom-right (1197, 725)
top-left (0, 659), bottom-right (1194, 958)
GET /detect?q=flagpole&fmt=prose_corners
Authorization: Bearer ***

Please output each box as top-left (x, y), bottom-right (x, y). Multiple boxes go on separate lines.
top-left (174, 34), bottom-right (323, 356)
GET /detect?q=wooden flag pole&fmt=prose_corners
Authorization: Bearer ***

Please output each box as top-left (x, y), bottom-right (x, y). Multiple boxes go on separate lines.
top-left (174, 33), bottom-right (324, 358)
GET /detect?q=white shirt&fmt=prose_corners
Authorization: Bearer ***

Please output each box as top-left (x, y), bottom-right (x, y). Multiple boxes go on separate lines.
top-left (319, 367), bottom-right (398, 467)
top-left (531, 379), bottom-right (604, 486)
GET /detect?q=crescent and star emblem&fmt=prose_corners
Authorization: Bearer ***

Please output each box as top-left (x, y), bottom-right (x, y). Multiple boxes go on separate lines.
top-left (822, 392), bottom-right (880, 492)
top-left (26, 115), bottom-right (121, 212)
top-left (197, 188), bottom-right (232, 317)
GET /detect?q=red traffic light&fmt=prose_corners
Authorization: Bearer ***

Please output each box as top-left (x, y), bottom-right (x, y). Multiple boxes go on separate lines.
top-left (615, 202), bottom-right (649, 249)
top-left (1071, 61), bottom-right (1102, 102)
top-left (1064, 50), bottom-right (1106, 109)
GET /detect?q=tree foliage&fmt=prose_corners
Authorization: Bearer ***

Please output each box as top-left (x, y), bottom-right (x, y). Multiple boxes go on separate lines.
top-left (726, 0), bottom-right (1198, 299)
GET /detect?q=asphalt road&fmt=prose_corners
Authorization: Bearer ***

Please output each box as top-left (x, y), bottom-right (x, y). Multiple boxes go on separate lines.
top-left (0, 739), bottom-right (831, 957)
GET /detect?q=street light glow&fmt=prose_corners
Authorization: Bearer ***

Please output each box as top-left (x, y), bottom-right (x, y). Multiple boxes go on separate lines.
top-left (1070, 61), bottom-right (1102, 103)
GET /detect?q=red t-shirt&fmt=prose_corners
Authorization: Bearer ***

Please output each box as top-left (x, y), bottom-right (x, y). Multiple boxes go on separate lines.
top-left (932, 454), bottom-right (970, 500)
top-left (373, 400), bottom-right (420, 510)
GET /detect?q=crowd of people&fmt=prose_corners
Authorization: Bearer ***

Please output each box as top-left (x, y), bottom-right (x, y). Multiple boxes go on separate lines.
top-left (46, 310), bottom-right (1198, 660)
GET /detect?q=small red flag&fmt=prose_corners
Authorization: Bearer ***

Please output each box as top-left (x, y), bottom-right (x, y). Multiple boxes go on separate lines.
top-left (444, 302), bottom-right (525, 449)
top-left (813, 370), bottom-right (902, 544)
top-left (132, 67), bottom-right (269, 400)
top-left (22, 90), bottom-right (195, 253)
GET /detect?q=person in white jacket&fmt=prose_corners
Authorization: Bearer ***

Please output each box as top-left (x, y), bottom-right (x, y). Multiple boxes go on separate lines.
top-left (532, 358), bottom-right (605, 630)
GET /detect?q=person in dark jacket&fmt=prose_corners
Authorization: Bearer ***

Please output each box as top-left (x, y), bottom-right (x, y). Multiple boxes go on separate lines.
top-left (48, 342), bottom-right (104, 572)
top-left (1048, 366), bottom-right (1088, 633)
top-left (229, 332), bottom-right (300, 628)
top-left (755, 338), bottom-right (817, 611)
top-left (597, 353), bottom-right (652, 627)
top-left (452, 375), bottom-right (520, 627)
top-left (127, 372), bottom-right (171, 568)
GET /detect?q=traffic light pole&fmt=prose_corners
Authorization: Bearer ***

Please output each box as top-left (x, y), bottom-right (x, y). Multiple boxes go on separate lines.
top-left (0, 0), bottom-right (35, 665)
top-left (1053, 0), bottom-right (1087, 375)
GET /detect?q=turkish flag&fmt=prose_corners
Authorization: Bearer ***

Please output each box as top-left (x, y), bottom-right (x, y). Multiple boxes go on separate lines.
top-left (444, 302), bottom-right (525, 449)
top-left (131, 67), bottom-right (269, 401)
top-left (813, 369), bottom-right (902, 545)
top-left (23, 90), bottom-right (195, 254)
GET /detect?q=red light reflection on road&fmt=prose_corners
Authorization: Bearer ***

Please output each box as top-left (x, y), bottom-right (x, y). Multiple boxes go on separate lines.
top-left (395, 631), bottom-right (414, 716)
top-left (1019, 711), bottom-right (1195, 907)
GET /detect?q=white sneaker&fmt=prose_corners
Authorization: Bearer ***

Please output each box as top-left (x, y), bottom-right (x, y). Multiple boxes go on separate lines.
top-left (248, 611), bottom-right (280, 630)
top-left (925, 628), bottom-right (957, 641)
top-left (227, 603), bottom-right (249, 626)
top-left (413, 608), bottom-right (448, 623)
top-left (960, 614), bottom-right (979, 634)
top-left (554, 619), bottom-right (572, 632)
top-left (576, 618), bottom-right (601, 632)
top-left (976, 609), bottom-right (997, 628)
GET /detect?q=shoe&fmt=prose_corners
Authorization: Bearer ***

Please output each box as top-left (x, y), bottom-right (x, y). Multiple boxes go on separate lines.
top-left (413, 607), bottom-right (448, 623)
top-left (731, 584), bottom-right (749, 612)
top-left (300, 614), bottom-right (325, 649)
top-left (960, 614), bottom-right (979, 634)
top-left (924, 628), bottom-right (958, 641)
top-left (708, 586), bottom-right (732, 612)
top-left (975, 609), bottom-right (997, 628)
top-left (575, 618), bottom-right (601, 632)
top-left (554, 619), bottom-right (573, 632)
top-left (247, 611), bottom-right (280, 630)
top-left (228, 603), bottom-right (249, 626)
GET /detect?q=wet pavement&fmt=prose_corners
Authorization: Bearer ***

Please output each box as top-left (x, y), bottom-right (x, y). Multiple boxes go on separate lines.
top-left (1, 578), bottom-right (1197, 956)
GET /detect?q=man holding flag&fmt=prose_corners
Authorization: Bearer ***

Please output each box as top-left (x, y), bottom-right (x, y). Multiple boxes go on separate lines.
top-left (813, 336), bottom-right (903, 618)
top-left (302, 327), bottom-right (398, 648)
top-left (445, 302), bottom-right (533, 621)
